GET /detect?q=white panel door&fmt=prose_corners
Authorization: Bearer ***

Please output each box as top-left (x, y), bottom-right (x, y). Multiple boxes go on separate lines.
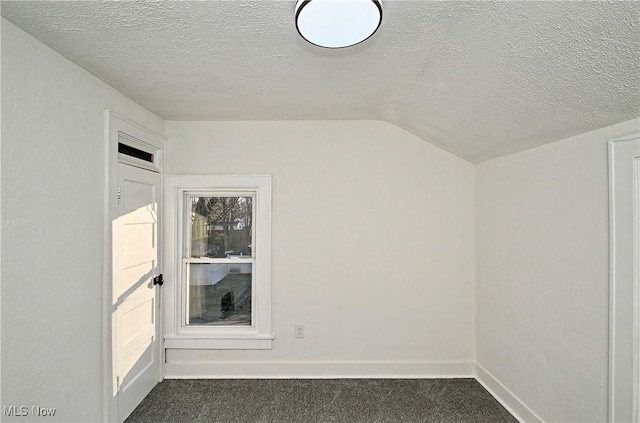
top-left (113, 163), bottom-right (161, 422)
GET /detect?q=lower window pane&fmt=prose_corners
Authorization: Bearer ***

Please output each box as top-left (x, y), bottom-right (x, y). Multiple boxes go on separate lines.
top-left (187, 263), bottom-right (252, 326)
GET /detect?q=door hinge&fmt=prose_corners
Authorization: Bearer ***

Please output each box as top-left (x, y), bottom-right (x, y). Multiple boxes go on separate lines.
top-left (116, 185), bottom-right (121, 204)
top-left (116, 376), bottom-right (120, 391)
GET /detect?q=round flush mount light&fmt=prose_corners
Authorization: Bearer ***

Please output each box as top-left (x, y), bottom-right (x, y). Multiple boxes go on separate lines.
top-left (295, 0), bottom-right (383, 49)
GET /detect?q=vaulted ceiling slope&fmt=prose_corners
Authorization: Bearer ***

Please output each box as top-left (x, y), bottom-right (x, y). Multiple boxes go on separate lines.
top-left (2, 1), bottom-right (639, 162)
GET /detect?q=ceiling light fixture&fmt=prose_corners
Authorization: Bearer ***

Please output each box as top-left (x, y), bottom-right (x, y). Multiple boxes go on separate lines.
top-left (295, 0), bottom-right (383, 49)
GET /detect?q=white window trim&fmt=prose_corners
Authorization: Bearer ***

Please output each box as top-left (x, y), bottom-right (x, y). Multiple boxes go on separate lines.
top-left (164, 175), bottom-right (273, 350)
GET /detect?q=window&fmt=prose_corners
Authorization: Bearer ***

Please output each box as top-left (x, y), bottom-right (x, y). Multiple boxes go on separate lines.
top-left (164, 175), bottom-right (272, 349)
top-left (186, 194), bottom-right (254, 327)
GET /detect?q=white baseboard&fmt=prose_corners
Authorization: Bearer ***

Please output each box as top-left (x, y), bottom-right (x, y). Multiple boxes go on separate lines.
top-left (475, 363), bottom-right (544, 423)
top-left (164, 360), bottom-right (475, 379)
top-left (163, 359), bottom-right (543, 422)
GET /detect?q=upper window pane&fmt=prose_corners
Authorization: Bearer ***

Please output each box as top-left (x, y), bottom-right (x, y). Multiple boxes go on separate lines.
top-left (189, 196), bottom-right (253, 258)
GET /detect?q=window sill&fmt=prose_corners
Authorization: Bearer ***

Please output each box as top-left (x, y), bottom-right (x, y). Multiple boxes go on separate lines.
top-left (164, 335), bottom-right (274, 350)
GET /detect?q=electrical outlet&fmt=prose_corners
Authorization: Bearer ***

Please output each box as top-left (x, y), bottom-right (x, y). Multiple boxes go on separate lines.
top-left (295, 324), bottom-right (304, 338)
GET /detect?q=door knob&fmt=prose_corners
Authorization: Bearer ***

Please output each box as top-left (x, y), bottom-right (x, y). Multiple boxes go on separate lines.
top-left (153, 274), bottom-right (164, 286)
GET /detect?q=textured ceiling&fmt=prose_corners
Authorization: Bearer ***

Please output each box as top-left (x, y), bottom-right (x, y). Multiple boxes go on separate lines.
top-left (2, 1), bottom-right (639, 162)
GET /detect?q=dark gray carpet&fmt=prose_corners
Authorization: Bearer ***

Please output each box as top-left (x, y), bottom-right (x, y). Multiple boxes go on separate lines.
top-left (125, 379), bottom-right (518, 423)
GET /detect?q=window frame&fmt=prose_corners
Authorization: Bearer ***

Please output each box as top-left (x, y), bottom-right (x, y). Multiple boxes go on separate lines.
top-left (164, 175), bottom-right (273, 350)
top-left (183, 191), bottom-right (255, 328)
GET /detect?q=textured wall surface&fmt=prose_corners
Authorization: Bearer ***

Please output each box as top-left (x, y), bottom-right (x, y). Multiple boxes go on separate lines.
top-left (1, 19), bottom-right (163, 422)
top-left (476, 118), bottom-right (640, 422)
top-left (164, 120), bottom-right (476, 372)
top-left (2, 1), bottom-right (639, 162)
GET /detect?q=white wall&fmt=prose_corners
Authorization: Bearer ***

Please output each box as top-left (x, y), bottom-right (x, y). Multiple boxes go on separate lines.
top-left (476, 118), bottom-right (640, 422)
top-left (164, 120), bottom-right (476, 376)
top-left (1, 19), bottom-right (163, 422)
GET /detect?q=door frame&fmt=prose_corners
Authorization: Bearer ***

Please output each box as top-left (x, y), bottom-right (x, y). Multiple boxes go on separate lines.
top-left (103, 111), bottom-right (166, 422)
top-left (609, 132), bottom-right (640, 422)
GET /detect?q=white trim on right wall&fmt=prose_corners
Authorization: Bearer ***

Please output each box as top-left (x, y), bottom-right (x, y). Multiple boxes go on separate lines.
top-left (609, 132), bottom-right (640, 423)
top-left (475, 364), bottom-right (543, 423)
